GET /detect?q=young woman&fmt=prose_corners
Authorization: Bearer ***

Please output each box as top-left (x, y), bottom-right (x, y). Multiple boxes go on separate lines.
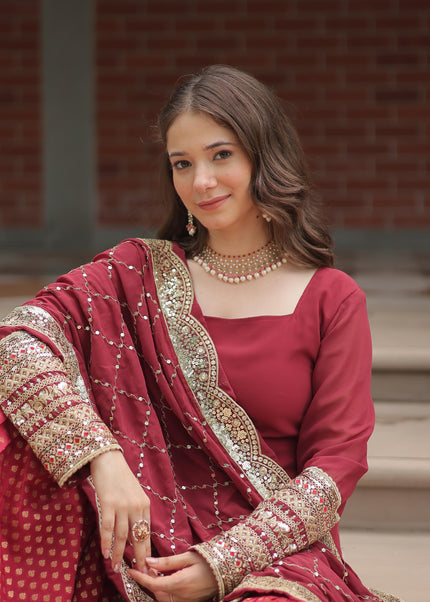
top-left (0, 65), bottom-right (399, 601)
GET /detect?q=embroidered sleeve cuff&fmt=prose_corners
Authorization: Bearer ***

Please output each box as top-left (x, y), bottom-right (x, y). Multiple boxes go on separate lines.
top-left (192, 467), bottom-right (341, 598)
top-left (0, 331), bottom-right (121, 486)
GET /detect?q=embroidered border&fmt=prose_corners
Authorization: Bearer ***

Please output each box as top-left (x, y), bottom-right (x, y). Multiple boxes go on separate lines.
top-left (0, 316), bottom-right (121, 486)
top-left (229, 574), bottom-right (321, 602)
top-left (148, 239), bottom-right (290, 499)
top-left (193, 467), bottom-right (341, 599)
top-left (1, 304), bottom-right (90, 404)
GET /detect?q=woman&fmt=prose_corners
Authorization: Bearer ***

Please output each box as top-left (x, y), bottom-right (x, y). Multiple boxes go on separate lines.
top-left (0, 66), bottom-right (399, 601)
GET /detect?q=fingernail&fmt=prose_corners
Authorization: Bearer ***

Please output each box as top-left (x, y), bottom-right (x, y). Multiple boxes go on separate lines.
top-left (149, 568), bottom-right (159, 577)
top-left (103, 549), bottom-right (110, 559)
top-left (114, 562), bottom-right (121, 573)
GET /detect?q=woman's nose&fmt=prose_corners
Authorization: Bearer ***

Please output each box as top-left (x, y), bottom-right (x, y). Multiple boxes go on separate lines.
top-left (193, 163), bottom-right (217, 193)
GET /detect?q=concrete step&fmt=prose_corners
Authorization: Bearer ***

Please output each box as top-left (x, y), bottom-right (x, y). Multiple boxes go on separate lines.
top-left (340, 529), bottom-right (430, 602)
top-left (368, 298), bottom-right (430, 403)
top-left (372, 366), bottom-right (430, 404)
top-left (342, 401), bottom-right (430, 531)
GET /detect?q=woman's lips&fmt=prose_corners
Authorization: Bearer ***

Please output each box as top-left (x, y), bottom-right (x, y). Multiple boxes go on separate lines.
top-left (197, 195), bottom-right (230, 210)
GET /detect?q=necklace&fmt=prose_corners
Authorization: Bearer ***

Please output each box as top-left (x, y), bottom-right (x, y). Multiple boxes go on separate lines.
top-left (192, 240), bottom-right (287, 284)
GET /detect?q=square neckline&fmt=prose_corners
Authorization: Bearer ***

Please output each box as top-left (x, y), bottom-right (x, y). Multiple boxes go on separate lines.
top-left (203, 267), bottom-right (324, 321)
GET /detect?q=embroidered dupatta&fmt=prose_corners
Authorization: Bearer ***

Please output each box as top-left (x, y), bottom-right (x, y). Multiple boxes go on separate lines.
top-left (0, 239), bottom-right (399, 601)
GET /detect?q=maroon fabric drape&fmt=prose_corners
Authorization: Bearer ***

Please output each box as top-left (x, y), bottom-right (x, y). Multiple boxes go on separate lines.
top-left (0, 239), bottom-right (398, 601)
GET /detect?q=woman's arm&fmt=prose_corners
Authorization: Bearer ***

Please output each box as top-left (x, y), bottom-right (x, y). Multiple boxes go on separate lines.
top-left (0, 329), bottom-right (151, 572)
top-left (0, 330), bottom-right (120, 483)
top-left (191, 466), bottom-right (340, 600)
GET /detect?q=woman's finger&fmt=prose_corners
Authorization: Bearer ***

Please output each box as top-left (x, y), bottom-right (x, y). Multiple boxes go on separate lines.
top-left (128, 556), bottom-right (217, 602)
top-left (129, 516), bottom-right (152, 572)
top-left (146, 551), bottom-right (195, 572)
top-left (127, 568), bottom-right (167, 590)
top-left (99, 504), bottom-right (115, 559)
top-left (111, 508), bottom-right (130, 571)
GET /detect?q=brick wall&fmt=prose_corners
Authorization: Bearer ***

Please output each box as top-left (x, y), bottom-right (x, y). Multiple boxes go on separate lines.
top-left (1, 1), bottom-right (429, 231)
top-left (0, 1), bottom-right (42, 228)
top-left (95, 0), bottom-right (430, 230)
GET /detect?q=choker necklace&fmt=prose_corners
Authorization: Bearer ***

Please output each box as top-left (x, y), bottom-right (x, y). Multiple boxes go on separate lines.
top-left (192, 240), bottom-right (287, 284)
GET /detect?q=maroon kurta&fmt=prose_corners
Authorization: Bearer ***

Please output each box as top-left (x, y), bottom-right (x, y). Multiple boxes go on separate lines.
top-left (204, 267), bottom-right (375, 517)
top-left (0, 239), bottom-right (399, 601)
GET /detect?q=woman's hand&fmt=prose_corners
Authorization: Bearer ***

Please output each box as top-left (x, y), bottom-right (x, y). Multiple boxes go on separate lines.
top-left (90, 450), bottom-right (151, 573)
top-left (128, 551), bottom-right (217, 602)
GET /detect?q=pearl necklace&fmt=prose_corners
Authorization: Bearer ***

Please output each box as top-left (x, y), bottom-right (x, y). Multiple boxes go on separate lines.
top-left (192, 240), bottom-right (287, 284)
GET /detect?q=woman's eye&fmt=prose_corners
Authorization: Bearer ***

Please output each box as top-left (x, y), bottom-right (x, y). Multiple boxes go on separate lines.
top-left (172, 160), bottom-right (191, 171)
top-left (214, 150), bottom-right (232, 160)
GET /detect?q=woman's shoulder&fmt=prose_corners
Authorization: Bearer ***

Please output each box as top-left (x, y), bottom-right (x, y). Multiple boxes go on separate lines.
top-left (315, 266), bottom-right (363, 294)
top-left (93, 238), bottom-right (175, 262)
top-left (120, 237), bottom-right (183, 256)
top-left (304, 266), bottom-right (366, 314)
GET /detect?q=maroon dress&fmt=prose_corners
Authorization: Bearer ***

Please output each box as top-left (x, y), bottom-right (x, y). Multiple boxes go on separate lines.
top-left (0, 240), bottom-right (399, 601)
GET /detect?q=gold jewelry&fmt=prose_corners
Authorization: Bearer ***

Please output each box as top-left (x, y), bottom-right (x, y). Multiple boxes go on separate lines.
top-left (186, 210), bottom-right (196, 236)
top-left (131, 518), bottom-right (150, 543)
top-left (193, 240), bottom-right (287, 284)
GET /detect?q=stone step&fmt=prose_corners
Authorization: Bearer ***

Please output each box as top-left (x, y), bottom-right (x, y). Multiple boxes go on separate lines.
top-left (371, 364), bottom-right (430, 403)
top-left (342, 401), bottom-right (430, 531)
top-left (340, 529), bottom-right (430, 602)
top-left (368, 299), bottom-right (430, 403)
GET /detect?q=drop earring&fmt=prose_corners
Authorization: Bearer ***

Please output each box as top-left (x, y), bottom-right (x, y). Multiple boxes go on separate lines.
top-left (186, 211), bottom-right (196, 236)
top-left (262, 212), bottom-right (272, 223)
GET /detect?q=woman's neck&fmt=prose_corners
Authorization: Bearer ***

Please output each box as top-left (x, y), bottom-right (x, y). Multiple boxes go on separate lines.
top-left (207, 223), bottom-right (271, 256)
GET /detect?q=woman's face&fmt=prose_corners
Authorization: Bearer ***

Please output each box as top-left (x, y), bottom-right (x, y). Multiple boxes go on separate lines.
top-left (166, 112), bottom-right (260, 238)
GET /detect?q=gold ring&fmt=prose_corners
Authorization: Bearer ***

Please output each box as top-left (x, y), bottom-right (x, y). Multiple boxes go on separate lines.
top-left (131, 518), bottom-right (150, 543)
top-left (170, 595), bottom-right (174, 602)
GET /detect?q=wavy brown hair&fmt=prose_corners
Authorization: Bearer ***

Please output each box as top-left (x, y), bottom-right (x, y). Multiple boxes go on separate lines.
top-left (157, 65), bottom-right (334, 268)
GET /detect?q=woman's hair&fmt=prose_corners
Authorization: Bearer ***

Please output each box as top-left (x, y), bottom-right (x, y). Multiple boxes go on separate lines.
top-left (157, 65), bottom-right (334, 268)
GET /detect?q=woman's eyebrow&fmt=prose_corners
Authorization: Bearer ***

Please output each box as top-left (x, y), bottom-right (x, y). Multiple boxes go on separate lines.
top-left (204, 141), bottom-right (236, 151)
top-left (168, 150), bottom-right (187, 158)
top-left (169, 141), bottom-right (236, 158)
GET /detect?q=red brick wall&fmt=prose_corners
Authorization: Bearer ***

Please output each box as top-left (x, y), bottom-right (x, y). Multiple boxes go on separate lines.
top-left (96, 0), bottom-right (430, 230)
top-left (2, 1), bottom-right (429, 231)
top-left (0, 1), bottom-right (42, 228)
top-left (97, 0), bottom-right (430, 228)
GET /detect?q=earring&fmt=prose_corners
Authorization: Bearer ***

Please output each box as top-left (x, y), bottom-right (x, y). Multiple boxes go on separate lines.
top-left (262, 212), bottom-right (272, 223)
top-left (186, 210), bottom-right (196, 236)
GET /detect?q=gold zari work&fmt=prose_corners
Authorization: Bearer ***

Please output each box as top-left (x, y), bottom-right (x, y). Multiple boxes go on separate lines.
top-left (0, 241), bottom-right (401, 602)
top-left (194, 467), bottom-right (341, 600)
top-left (149, 239), bottom-right (291, 499)
top-left (229, 575), bottom-right (322, 602)
top-left (148, 241), bottom-right (345, 601)
top-left (0, 316), bottom-right (120, 486)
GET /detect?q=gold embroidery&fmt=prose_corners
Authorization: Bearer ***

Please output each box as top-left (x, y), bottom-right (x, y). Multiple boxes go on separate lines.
top-left (147, 239), bottom-right (290, 499)
top-left (229, 574), bottom-right (321, 602)
top-left (1, 305), bottom-right (91, 404)
top-left (276, 467), bottom-right (341, 547)
top-left (0, 330), bottom-right (121, 486)
top-left (193, 467), bottom-right (341, 599)
top-left (145, 241), bottom-right (344, 600)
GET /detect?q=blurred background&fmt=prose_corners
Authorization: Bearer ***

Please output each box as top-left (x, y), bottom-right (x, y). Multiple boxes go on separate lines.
top-left (0, 0), bottom-right (429, 261)
top-left (0, 1), bottom-right (429, 599)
